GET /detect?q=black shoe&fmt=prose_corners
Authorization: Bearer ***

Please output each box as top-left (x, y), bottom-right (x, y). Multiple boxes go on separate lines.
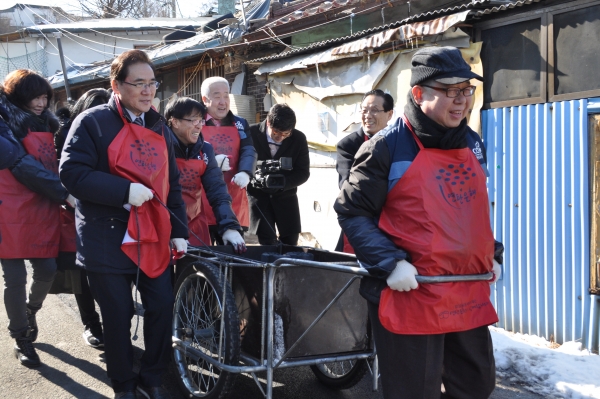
top-left (26, 308), bottom-right (38, 342)
top-left (114, 390), bottom-right (139, 399)
top-left (83, 324), bottom-right (104, 349)
top-left (14, 336), bottom-right (40, 368)
top-left (136, 385), bottom-right (172, 399)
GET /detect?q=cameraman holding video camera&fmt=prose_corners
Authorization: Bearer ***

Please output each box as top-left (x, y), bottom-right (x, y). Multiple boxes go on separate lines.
top-left (247, 104), bottom-right (310, 245)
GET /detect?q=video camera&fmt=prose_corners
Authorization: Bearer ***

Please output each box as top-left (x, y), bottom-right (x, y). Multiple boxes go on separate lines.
top-left (252, 157), bottom-right (293, 190)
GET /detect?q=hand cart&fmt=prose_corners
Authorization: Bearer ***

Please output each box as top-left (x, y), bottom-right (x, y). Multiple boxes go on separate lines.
top-left (170, 244), bottom-right (493, 399)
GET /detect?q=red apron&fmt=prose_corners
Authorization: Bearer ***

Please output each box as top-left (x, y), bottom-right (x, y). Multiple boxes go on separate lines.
top-left (377, 118), bottom-right (498, 335)
top-left (107, 98), bottom-right (171, 278)
top-left (0, 131), bottom-right (60, 258)
top-left (200, 126), bottom-right (249, 228)
top-left (176, 157), bottom-right (210, 246)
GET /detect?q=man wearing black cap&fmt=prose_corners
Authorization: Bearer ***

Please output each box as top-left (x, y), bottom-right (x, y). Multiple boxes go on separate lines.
top-left (334, 46), bottom-right (504, 398)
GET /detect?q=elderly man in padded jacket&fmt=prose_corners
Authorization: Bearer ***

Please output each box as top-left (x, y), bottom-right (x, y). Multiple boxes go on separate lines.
top-left (247, 104), bottom-right (310, 245)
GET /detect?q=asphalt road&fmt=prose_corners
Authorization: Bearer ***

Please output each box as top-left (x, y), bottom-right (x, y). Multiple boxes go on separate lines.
top-left (0, 264), bottom-right (543, 399)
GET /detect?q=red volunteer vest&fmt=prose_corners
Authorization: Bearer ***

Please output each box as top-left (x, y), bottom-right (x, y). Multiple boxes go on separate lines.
top-left (107, 98), bottom-right (171, 278)
top-left (377, 118), bottom-right (498, 334)
top-left (200, 125), bottom-right (249, 228)
top-left (0, 131), bottom-right (60, 258)
top-left (176, 157), bottom-right (210, 247)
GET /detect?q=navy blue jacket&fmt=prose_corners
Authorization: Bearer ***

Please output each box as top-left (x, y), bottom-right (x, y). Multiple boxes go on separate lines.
top-left (0, 104), bottom-right (19, 170)
top-left (59, 95), bottom-right (188, 274)
top-left (170, 129), bottom-right (241, 235)
top-left (336, 127), bottom-right (369, 189)
top-left (334, 117), bottom-right (504, 303)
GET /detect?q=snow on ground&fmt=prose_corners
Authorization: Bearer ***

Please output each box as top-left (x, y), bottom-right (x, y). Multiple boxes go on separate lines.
top-left (490, 327), bottom-right (600, 399)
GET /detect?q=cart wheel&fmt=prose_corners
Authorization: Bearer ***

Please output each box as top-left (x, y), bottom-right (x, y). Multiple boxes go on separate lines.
top-left (172, 261), bottom-right (240, 399)
top-left (310, 359), bottom-right (369, 390)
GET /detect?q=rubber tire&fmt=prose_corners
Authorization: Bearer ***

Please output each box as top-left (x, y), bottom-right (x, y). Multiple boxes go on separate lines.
top-left (172, 261), bottom-right (240, 399)
top-left (310, 359), bottom-right (369, 390)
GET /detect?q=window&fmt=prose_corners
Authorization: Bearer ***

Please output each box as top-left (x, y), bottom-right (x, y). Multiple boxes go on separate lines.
top-left (182, 61), bottom-right (225, 102)
top-left (480, 18), bottom-right (545, 107)
top-left (549, 2), bottom-right (600, 101)
top-left (476, 0), bottom-right (600, 107)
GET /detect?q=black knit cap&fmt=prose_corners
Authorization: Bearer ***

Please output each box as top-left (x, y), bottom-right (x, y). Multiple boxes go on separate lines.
top-left (409, 46), bottom-right (483, 87)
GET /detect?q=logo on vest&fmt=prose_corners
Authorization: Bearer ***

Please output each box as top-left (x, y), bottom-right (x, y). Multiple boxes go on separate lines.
top-left (438, 299), bottom-right (490, 319)
top-left (179, 166), bottom-right (200, 194)
top-left (201, 153), bottom-right (208, 165)
top-left (212, 133), bottom-right (235, 156)
top-left (472, 142), bottom-right (483, 160)
top-left (235, 120), bottom-right (244, 131)
top-left (130, 139), bottom-right (158, 173)
top-left (37, 141), bottom-right (59, 171)
top-left (435, 163), bottom-right (477, 208)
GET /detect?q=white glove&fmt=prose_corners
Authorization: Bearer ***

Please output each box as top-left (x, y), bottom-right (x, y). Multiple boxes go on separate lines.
top-left (386, 259), bottom-right (419, 292)
top-left (214, 154), bottom-right (231, 172)
top-left (65, 194), bottom-right (76, 208)
top-left (128, 183), bottom-right (153, 207)
top-left (231, 172), bottom-right (250, 189)
top-left (170, 238), bottom-right (188, 254)
top-left (222, 229), bottom-right (246, 253)
top-left (490, 259), bottom-right (502, 284)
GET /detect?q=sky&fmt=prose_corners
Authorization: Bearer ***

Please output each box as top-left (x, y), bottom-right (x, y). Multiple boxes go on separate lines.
top-left (5, 0), bottom-right (214, 19)
top-left (491, 326), bottom-right (600, 398)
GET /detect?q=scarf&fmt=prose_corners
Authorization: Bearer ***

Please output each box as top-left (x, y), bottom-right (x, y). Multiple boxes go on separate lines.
top-left (403, 92), bottom-right (469, 149)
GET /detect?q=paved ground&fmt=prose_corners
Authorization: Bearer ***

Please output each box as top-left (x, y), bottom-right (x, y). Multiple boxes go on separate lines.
top-left (0, 263), bottom-right (544, 399)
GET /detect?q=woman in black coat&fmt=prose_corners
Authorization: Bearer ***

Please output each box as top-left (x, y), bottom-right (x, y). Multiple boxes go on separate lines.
top-left (0, 70), bottom-right (73, 368)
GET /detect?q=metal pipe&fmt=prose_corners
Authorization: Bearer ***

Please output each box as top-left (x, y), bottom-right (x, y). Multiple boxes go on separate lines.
top-left (172, 338), bottom-right (266, 373)
top-left (274, 351), bottom-right (373, 369)
top-left (266, 267), bottom-right (275, 399)
top-left (54, 33), bottom-right (72, 103)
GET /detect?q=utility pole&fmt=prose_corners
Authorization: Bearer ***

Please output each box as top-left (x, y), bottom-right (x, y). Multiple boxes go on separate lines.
top-left (172, 0), bottom-right (177, 18)
top-left (54, 32), bottom-right (72, 103)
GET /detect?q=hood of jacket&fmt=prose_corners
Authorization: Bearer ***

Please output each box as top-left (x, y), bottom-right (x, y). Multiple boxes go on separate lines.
top-left (0, 88), bottom-right (59, 139)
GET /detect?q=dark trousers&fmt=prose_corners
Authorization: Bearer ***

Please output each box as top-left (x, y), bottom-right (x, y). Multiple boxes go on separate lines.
top-left (1, 257), bottom-right (56, 337)
top-left (368, 301), bottom-right (496, 399)
top-left (87, 268), bottom-right (174, 393)
top-left (75, 269), bottom-right (101, 328)
top-left (252, 201), bottom-right (299, 246)
top-left (57, 251), bottom-right (100, 328)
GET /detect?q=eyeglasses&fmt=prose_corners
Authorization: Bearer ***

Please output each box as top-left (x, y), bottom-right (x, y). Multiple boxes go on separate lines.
top-left (178, 117), bottom-right (205, 126)
top-left (420, 85), bottom-right (476, 98)
top-left (271, 128), bottom-right (291, 138)
top-left (122, 81), bottom-right (160, 90)
top-left (360, 108), bottom-right (385, 116)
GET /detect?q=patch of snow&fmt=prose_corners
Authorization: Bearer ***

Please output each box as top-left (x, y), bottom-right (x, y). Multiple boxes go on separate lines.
top-left (491, 326), bottom-right (600, 399)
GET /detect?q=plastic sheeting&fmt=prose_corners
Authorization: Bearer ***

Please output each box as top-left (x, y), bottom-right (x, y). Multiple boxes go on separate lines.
top-left (273, 51), bottom-right (399, 101)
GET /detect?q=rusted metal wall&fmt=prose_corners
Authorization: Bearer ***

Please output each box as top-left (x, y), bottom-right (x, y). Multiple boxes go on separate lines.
top-left (482, 98), bottom-right (600, 353)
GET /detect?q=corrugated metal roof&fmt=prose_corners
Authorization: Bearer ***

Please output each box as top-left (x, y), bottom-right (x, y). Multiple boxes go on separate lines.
top-left (48, 0), bottom-right (271, 88)
top-left (246, 0), bottom-right (542, 63)
top-left (22, 18), bottom-right (212, 34)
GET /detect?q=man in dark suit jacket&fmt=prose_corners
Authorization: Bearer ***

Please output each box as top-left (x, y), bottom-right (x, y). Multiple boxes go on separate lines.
top-left (335, 90), bottom-right (394, 251)
top-left (247, 104), bottom-right (310, 245)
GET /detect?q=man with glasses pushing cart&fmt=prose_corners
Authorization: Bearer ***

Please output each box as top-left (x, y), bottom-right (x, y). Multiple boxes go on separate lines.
top-left (334, 46), bottom-right (504, 399)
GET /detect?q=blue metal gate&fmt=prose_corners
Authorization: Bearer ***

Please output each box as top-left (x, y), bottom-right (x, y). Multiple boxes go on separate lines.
top-left (482, 99), bottom-right (600, 352)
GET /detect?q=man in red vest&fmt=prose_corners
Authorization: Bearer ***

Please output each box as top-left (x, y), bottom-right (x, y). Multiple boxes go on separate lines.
top-left (60, 50), bottom-right (187, 399)
top-left (334, 46), bottom-right (504, 399)
top-left (199, 77), bottom-right (257, 245)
